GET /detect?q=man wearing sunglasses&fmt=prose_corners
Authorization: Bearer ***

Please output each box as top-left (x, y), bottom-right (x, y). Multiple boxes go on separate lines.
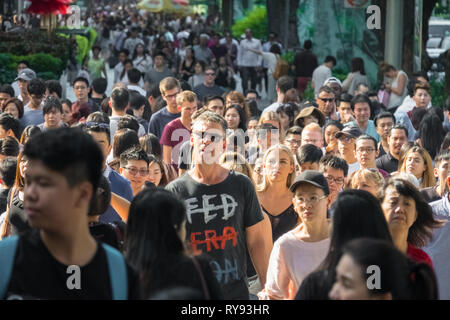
top-left (193, 66), bottom-right (224, 102)
top-left (20, 78), bottom-right (45, 128)
top-left (166, 111), bottom-right (272, 299)
top-left (315, 86), bottom-right (338, 123)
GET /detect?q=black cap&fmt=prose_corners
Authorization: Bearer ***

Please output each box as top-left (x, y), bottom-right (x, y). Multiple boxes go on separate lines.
top-left (290, 170), bottom-right (330, 195)
top-left (335, 126), bottom-right (363, 140)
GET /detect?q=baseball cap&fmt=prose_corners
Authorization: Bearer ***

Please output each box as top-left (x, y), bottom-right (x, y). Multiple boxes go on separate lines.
top-left (324, 77), bottom-right (343, 87)
top-left (290, 170), bottom-right (330, 195)
top-left (15, 68), bottom-right (36, 81)
top-left (335, 126), bottom-right (363, 140)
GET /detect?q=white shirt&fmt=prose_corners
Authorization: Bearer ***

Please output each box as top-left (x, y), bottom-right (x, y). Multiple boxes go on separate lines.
top-left (127, 84), bottom-right (146, 97)
top-left (238, 37), bottom-right (262, 67)
top-left (312, 65), bottom-right (332, 96)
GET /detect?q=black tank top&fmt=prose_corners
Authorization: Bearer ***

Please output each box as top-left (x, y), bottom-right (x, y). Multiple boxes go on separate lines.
top-left (262, 204), bottom-right (299, 242)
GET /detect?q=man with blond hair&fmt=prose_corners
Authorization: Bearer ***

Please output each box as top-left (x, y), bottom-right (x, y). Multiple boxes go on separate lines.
top-left (148, 77), bottom-right (181, 140)
top-left (161, 90), bottom-right (198, 171)
top-left (301, 122), bottom-right (324, 151)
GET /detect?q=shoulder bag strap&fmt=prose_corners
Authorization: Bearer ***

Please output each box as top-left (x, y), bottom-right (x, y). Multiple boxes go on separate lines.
top-left (102, 243), bottom-right (128, 300)
top-left (0, 235), bottom-right (19, 299)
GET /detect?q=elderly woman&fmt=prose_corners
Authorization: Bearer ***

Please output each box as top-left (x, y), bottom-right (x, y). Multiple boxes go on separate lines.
top-left (380, 179), bottom-right (442, 266)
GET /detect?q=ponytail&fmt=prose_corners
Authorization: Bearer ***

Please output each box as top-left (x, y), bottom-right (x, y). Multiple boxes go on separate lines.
top-left (408, 261), bottom-right (439, 300)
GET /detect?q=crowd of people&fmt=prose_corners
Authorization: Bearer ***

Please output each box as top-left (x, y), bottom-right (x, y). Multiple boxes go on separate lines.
top-left (0, 3), bottom-right (450, 301)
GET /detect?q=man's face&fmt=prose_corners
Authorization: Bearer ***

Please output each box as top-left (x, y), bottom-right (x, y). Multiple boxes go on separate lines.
top-left (204, 69), bottom-right (216, 86)
top-left (327, 83), bottom-right (341, 99)
top-left (322, 167), bottom-right (345, 197)
top-left (284, 133), bottom-right (302, 155)
top-left (338, 135), bottom-right (355, 157)
top-left (292, 184), bottom-right (328, 223)
top-left (246, 93), bottom-right (258, 101)
top-left (154, 55), bottom-right (164, 68)
top-left (245, 29), bottom-right (252, 39)
top-left (355, 139), bottom-right (378, 168)
top-left (354, 102), bottom-right (370, 125)
top-left (180, 100), bottom-right (197, 120)
top-left (17, 63), bottom-right (27, 72)
top-left (30, 93), bottom-right (44, 107)
top-left (24, 159), bottom-right (89, 232)
top-left (299, 161), bottom-right (320, 173)
top-left (337, 101), bottom-right (353, 123)
top-left (119, 52), bottom-right (128, 63)
top-left (0, 93), bottom-right (11, 109)
top-left (316, 91), bottom-right (335, 117)
top-left (435, 160), bottom-right (449, 184)
top-left (301, 130), bottom-right (323, 149)
top-left (44, 109), bottom-right (62, 128)
top-left (74, 81), bottom-right (89, 101)
top-left (120, 159), bottom-right (149, 192)
top-left (388, 129), bottom-right (408, 158)
top-left (206, 98), bottom-right (225, 115)
top-left (162, 87), bottom-right (180, 109)
top-left (191, 120), bottom-right (226, 165)
top-left (413, 89), bottom-right (431, 109)
top-left (376, 117), bottom-right (394, 141)
top-left (88, 131), bottom-right (111, 163)
top-left (18, 79), bottom-right (29, 95)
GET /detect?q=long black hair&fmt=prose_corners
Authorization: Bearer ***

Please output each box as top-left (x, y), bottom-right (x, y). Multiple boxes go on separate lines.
top-left (342, 238), bottom-right (438, 299)
top-left (125, 188), bottom-right (186, 297)
top-left (418, 114), bottom-right (445, 159)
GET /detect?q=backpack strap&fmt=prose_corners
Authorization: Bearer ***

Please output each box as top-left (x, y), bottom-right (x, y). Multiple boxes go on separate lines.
top-left (102, 243), bottom-right (128, 300)
top-left (0, 235), bottom-right (19, 299)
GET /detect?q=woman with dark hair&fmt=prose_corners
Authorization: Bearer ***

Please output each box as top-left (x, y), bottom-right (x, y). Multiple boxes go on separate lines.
top-left (329, 238), bottom-right (438, 300)
top-left (276, 103), bottom-right (296, 137)
top-left (417, 114), bottom-right (445, 160)
top-left (125, 188), bottom-right (223, 299)
top-left (224, 104), bottom-right (247, 132)
top-left (342, 57), bottom-right (370, 95)
top-left (380, 179), bottom-right (442, 266)
top-left (178, 45), bottom-right (196, 82)
top-left (2, 97), bottom-right (24, 120)
top-left (132, 43), bottom-right (153, 77)
top-left (295, 189), bottom-right (392, 300)
top-left (19, 125), bottom-right (41, 145)
top-left (60, 99), bottom-right (72, 125)
top-left (379, 62), bottom-right (408, 111)
top-left (440, 132), bottom-right (450, 152)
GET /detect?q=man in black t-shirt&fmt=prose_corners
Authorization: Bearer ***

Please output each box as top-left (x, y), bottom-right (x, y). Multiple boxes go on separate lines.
top-left (166, 111), bottom-right (272, 299)
top-left (1, 128), bottom-right (140, 300)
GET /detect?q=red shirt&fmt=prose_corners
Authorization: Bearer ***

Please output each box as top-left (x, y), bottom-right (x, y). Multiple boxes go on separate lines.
top-left (407, 243), bottom-right (433, 268)
top-left (160, 118), bottom-right (191, 170)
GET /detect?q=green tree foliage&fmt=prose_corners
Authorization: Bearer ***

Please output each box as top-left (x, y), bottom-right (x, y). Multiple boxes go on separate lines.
top-left (231, 6), bottom-right (268, 40)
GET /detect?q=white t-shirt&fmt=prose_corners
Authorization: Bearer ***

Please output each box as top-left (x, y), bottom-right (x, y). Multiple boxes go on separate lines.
top-left (347, 161), bottom-right (361, 177)
top-left (262, 230), bottom-right (330, 300)
top-left (312, 65), bottom-right (332, 96)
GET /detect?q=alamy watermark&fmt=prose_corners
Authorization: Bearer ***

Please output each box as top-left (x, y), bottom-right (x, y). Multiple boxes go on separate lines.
top-left (366, 5), bottom-right (381, 30)
top-left (66, 265), bottom-right (81, 290)
top-left (65, 5), bottom-right (81, 29)
top-left (367, 265), bottom-right (381, 290)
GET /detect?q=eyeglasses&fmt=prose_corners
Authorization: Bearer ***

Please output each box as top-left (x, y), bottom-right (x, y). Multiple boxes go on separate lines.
top-left (294, 194), bottom-right (327, 205)
top-left (356, 148), bottom-right (375, 154)
top-left (318, 97), bottom-right (334, 103)
top-left (205, 72), bottom-right (216, 76)
top-left (193, 131), bottom-right (223, 142)
top-left (324, 175), bottom-right (344, 185)
top-left (164, 92), bottom-right (179, 100)
top-left (285, 139), bottom-right (302, 145)
top-left (123, 167), bottom-right (149, 176)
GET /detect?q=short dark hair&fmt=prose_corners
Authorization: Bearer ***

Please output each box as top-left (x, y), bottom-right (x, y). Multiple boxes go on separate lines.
top-left (324, 56), bottom-right (337, 65)
top-left (276, 76), bottom-right (294, 94)
top-left (73, 76), bottom-right (89, 88)
top-left (130, 91), bottom-right (147, 110)
top-left (0, 113), bottom-right (20, 139)
top-left (127, 68), bottom-right (142, 84)
top-left (147, 84), bottom-right (161, 99)
top-left (388, 124), bottom-right (408, 138)
top-left (117, 115), bottom-right (139, 133)
top-left (355, 135), bottom-right (378, 151)
top-left (28, 78), bottom-right (46, 96)
top-left (324, 120), bottom-right (344, 132)
top-left (286, 125), bottom-right (302, 136)
top-left (113, 128), bottom-right (140, 159)
top-left (45, 80), bottom-right (62, 99)
top-left (350, 94), bottom-right (371, 111)
top-left (320, 155), bottom-right (349, 177)
top-left (17, 60), bottom-right (30, 68)
top-left (245, 89), bottom-right (259, 98)
top-left (205, 95), bottom-right (224, 106)
top-left (120, 147), bottom-right (150, 167)
top-left (435, 149), bottom-right (450, 164)
top-left (339, 93), bottom-right (353, 103)
top-left (0, 137), bottom-right (19, 157)
top-left (0, 85), bottom-right (15, 97)
top-left (297, 144), bottom-right (323, 165)
top-left (0, 157), bottom-right (17, 187)
top-left (374, 112), bottom-right (396, 127)
top-left (304, 40), bottom-right (312, 50)
top-left (92, 77), bottom-right (108, 94)
top-left (318, 85), bottom-right (334, 97)
top-left (23, 127), bottom-right (104, 199)
top-left (110, 87), bottom-right (130, 111)
top-left (43, 96), bottom-right (63, 115)
top-left (119, 48), bottom-right (130, 56)
top-left (85, 119), bottom-right (111, 145)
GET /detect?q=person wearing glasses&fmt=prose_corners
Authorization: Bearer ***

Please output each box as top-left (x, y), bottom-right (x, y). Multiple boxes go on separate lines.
top-left (354, 135), bottom-right (389, 178)
top-left (119, 148), bottom-right (150, 196)
top-left (20, 78), bottom-right (45, 128)
top-left (193, 66), bottom-right (225, 102)
top-left (259, 171), bottom-right (331, 300)
top-left (336, 126), bottom-right (363, 176)
top-left (166, 111), bottom-right (272, 300)
top-left (344, 94), bottom-right (380, 142)
top-left (315, 86), bottom-right (338, 123)
top-left (148, 77), bottom-right (181, 141)
top-left (319, 155), bottom-right (348, 208)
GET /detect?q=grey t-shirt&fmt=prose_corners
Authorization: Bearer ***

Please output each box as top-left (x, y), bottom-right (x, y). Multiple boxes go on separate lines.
top-left (21, 109), bottom-right (44, 128)
top-left (193, 84), bottom-right (225, 102)
top-left (166, 170), bottom-right (264, 299)
top-left (144, 67), bottom-right (174, 86)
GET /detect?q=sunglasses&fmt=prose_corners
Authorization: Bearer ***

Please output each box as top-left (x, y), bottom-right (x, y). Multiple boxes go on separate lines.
top-left (318, 97), bottom-right (334, 103)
